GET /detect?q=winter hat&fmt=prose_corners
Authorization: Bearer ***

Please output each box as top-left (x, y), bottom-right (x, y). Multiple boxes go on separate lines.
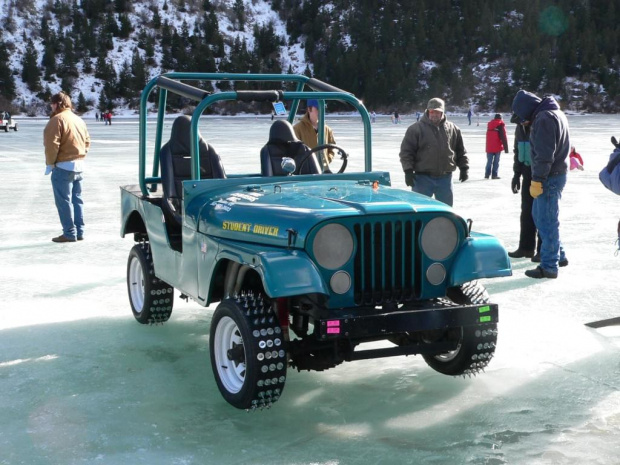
top-left (307, 99), bottom-right (319, 109)
top-left (427, 98), bottom-right (445, 112)
top-left (511, 90), bottom-right (542, 123)
top-left (494, 113), bottom-right (502, 119)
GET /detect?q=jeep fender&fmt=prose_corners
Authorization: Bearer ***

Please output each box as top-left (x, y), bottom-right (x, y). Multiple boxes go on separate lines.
top-left (214, 239), bottom-right (329, 298)
top-left (448, 232), bottom-right (512, 287)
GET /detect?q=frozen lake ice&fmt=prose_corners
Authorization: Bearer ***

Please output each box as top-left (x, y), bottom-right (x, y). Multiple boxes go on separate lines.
top-left (1, 113), bottom-right (619, 464)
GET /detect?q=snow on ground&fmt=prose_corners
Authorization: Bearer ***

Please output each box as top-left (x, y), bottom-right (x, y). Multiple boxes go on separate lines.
top-left (1, 114), bottom-right (620, 464)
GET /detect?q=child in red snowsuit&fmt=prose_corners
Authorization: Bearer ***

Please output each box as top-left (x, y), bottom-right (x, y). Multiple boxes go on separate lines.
top-left (569, 146), bottom-right (584, 170)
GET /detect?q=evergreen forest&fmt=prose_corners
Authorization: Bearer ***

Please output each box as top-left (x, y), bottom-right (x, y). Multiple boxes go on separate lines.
top-left (0, 0), bottom-right (619, 114)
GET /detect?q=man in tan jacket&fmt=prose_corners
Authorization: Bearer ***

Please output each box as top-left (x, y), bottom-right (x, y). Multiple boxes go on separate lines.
top-left (44, 91), bottom-right (91, 243)
top-left (293, 99), bottom-right (336, 169)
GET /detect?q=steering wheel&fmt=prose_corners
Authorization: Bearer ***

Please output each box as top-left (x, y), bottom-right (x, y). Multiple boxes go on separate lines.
top-left (309, 144), bottom-right (349, 174)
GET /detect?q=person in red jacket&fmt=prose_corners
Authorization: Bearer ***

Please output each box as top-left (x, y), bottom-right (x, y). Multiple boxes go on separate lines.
top-left (485, 113), bottom-right (509, 179)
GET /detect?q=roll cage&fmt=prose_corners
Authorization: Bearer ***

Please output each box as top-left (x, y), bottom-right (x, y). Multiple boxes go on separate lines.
top-left (137, 73), bottom-right (373, 197)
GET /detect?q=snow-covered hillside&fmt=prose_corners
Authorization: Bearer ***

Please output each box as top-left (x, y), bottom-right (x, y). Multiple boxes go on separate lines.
top-left (0, 0), bottom-right (308, 115)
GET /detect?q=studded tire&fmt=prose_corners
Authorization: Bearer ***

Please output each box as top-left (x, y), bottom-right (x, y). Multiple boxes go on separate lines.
top-left (210, 294), bottom-right (287, 410)
top-left (126, 242), bottom-right (174, 324)
top-left (422, 281), bottom-right (497, 376)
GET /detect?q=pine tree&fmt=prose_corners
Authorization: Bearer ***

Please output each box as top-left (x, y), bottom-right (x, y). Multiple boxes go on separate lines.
top-left (131, 49), bottom-right (147, 92)
top-left (152, 9), bottom-right (161, 29)
top-left (42, 41), bottom-right (57, 80)
top-left (233, 0), bottom-right (246, 30)
top-left (0, 41), bottom-right (16, 101)
top-left (119, 13), bottom-right (133, 38)
top-left (21, 39), bottom-right (41, 92)
top-left (60, 36), bottom-right (79, 78)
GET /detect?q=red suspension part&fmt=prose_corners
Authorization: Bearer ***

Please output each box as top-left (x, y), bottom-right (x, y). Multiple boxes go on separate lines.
top-left (276, 297), bottom-right (290, 341)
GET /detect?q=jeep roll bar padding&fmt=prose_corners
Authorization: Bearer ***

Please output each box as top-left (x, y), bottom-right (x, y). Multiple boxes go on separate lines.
top-left (236, 90), bottom-right (284, 102)
top-left (306, 78), bottom-right (349, 95)
top-left (156, 76), bottom-right (211, 102)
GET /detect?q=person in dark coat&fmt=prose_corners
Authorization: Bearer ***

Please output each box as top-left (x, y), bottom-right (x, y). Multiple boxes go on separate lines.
top-left (399, 97), bottom-right (469, 207)
top-left (511, 90), bottom-right (570, 279)
top-left (508, 115), bottom-right (540, 259)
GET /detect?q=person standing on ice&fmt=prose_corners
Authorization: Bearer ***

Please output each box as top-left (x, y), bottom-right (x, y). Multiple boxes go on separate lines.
top-left (512, 90), bottom-right (570, 279)
top-left (508, 115), bottom-right (540, 260)
top-left (44, 91), bottom-right (91, 243)
top-left (399, 97), bottom-right (469, 207)
top-left (484, 113), bottom-right (509, 179)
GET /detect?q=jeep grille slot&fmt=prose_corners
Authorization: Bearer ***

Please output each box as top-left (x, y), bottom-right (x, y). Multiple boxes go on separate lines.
top-left (353, 220), bottom-right (421, 305)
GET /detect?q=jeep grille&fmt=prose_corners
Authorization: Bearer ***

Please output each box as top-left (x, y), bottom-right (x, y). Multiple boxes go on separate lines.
top-left (353, 220), bottom-right (422, 305)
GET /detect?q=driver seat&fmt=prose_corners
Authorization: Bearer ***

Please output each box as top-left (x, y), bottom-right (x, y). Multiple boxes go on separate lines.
top-left (260, 120), bottom-right (321, 176)
top-left (160, 115), bottom-right (226, 227)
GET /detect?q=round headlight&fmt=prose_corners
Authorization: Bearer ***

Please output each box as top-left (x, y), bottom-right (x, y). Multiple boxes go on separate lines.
top-left (426, 263), bottom-right (446, 285)
top-left (330, 271), bottom-right (351, 294)
top-left (421, 217), bottom-right (458, 261)
top-left (313, 223), bottom-right (354, 269)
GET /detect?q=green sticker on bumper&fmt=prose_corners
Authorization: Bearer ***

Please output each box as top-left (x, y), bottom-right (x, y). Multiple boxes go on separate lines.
top-left (479, 305), bottom-right (491, 313)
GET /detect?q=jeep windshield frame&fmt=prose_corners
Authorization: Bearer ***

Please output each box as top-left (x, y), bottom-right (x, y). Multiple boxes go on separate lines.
top-left (137, 72), bottom-right (373, 197)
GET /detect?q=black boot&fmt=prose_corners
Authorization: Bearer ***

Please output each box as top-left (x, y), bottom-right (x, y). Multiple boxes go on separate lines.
top-left (525, 266), bottom-right (558, 279)
top-left (508, 249), bottom-right (535, 258)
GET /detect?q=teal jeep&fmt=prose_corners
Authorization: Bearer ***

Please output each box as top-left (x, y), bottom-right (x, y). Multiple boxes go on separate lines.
top-left (120, 73), bottom-right (511, 410)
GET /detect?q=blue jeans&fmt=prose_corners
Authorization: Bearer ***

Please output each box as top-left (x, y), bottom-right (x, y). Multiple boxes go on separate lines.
top-left (485, 152), bottom-right (500, 178)
top-left (412, 173), bottom-right (453, 206)
top-left (532, 174), bottom-right (567, 273)
top-left (51, 167), bottom-right (84, 239)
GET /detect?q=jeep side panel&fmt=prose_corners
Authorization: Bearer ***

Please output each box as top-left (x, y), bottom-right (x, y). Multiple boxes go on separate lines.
top-left (121, 187), bottom-right (197, 297)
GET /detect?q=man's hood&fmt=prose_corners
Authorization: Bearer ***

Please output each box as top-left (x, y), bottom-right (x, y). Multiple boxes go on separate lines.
top-left (511, 90), bottom-right (542, 123)
top-left (531, 96), bottom-right (561, 119)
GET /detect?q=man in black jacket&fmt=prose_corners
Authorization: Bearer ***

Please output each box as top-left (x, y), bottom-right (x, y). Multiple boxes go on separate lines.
top-left (508, 116), bottom-right (539, 258)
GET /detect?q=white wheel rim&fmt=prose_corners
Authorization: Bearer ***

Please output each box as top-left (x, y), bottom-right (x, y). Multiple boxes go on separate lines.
top-left (434, 328), bottom-right (463, 362)
top-left (214, 316), bottom-right (246, 394)
top-left (128, 256), bottom-right (145, 312)
top-left (434, 341), bottom-right (462, 362)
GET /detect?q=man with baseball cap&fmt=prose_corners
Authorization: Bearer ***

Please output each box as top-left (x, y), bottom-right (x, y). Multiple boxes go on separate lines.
top-left (399, 97), bottom-right (469, 206)
top-left (294, 99), bottom-right (336, 169)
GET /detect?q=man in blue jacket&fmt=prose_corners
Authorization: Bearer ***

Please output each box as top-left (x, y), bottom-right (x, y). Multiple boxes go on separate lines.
top-left (511, 90), bottom-right (570, 279)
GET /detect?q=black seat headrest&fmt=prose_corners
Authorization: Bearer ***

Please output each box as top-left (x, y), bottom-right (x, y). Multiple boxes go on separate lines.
top-left (269, 120), bottom-right (298, 144)
top-left (168, 115), bottom-right (204, 156)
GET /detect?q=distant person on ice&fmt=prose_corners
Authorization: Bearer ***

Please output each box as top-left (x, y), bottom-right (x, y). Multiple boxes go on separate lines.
top-left (485, 113), bottom-right (509, 179)
top-left (399, 97), bottom-right (469, 207)
top-left (44, 91), bottom-right (91, 243)
top-left (569, 146), bottom-right (584, 170)
top-left (512, 90), bottom-right (570, 279)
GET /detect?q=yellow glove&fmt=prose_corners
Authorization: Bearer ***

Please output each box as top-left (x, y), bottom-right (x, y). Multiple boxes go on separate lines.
top-left (530, 181), bottom-right (543, 198)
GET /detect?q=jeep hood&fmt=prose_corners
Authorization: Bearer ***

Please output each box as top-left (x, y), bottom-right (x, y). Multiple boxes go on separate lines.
top-left (191, 178), bottom-right (454, 247)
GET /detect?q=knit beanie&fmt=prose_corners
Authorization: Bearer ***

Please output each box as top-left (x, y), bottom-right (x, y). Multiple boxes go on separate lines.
top-left (427, 98), bottom-right (445, 112)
